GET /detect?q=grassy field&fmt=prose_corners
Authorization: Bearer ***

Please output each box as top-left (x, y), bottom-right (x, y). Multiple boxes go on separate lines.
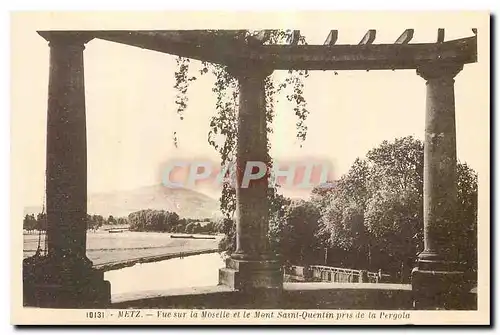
top-left (23, 231), bottom-right (222, 268)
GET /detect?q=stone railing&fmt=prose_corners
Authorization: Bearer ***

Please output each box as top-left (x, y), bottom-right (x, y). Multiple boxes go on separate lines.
top-left (285, 265), bottom-right (391, 283)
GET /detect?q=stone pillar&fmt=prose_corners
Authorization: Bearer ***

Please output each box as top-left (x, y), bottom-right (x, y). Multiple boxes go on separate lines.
top-left (232, 65), bottom-right (272, 261)
top-left (219, 64), bottom-right (283, 298)
top-left (43, 32), bottom-right (91, 261)
top-left (411, 62), bottom-right (472, 309)
top-left (22, 31), bottom-right (110, 308)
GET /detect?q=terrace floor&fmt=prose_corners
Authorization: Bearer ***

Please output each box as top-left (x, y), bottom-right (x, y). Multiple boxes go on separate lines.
top-left (111, 282), bottom-right (416, 309)
top-left (110, 282), bottom-right (478, 310)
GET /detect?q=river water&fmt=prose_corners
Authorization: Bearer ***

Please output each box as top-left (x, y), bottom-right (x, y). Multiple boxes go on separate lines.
top-left (104, 252), bottom-right (226, 296)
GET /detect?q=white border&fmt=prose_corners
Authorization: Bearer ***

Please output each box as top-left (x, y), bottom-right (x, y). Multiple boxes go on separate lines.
top-left (3, 1), bottom-right (498, 334)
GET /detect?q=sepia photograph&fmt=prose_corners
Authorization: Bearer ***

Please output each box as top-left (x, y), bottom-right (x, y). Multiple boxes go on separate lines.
top-left (10, 11), bottom-right (490, 325)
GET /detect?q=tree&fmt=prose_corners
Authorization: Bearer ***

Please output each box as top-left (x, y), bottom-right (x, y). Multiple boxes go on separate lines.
top-left (319, 158), bottom-right (370, 268)
top-left (363, 137), bottom-right (424, 278)
top-left (36, 213), bottom-right (47, 231)
top-left (216, 217), bottom-right (236, 252)
top-left (364, 183), bottom-right (422, 278)
top-left (192, 223), bottom-right (203, 234)
top-left (454, 163), bottom-right (478, 270)
top-left (310, 180), bottom-right (337, 209)
top-left (116, 217), bottom-right (128, 227)
top-left (107, 215), bottom-right (117, 225)
top-left (128, 210), bottom-right (180, 232)
top-left (319, 136), bottom-right (477, 281)
top-left (175, 218), bottom-right (187, 233)
top-left (267, 193), bottom-right (292, 255)
top-left (279, 200), bottom-right (321, 265)
top-left (23, 214), bottom-right (37, 233)
top-left (185, 222), bottom-right (196, 234)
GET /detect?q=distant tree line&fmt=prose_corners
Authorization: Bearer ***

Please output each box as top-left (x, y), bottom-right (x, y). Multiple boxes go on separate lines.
top-left (24, 211), bottom-right (221, 235)
top-left (86, 214), bottom-right (130, 231)
top-left (22, 213), bottom-right (46, 233)
top-left (127, 209), bottom-right (222, 234)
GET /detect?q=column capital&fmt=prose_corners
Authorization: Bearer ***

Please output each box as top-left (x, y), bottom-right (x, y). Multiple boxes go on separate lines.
top-left (226, 62), bottom-right (274, 81)
top-left (416, 62), bottom-right (463, 82)
top-left (38, 31), bottom-right (94, 49)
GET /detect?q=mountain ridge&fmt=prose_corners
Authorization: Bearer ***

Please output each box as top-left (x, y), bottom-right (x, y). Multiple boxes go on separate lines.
top-left (23, 184), bottom-right (221, 219)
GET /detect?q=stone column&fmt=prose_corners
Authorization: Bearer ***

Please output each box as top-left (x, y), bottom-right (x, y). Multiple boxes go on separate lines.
top-left (412, 62), bottom-right (472, 309)
top-left (42, 32), bottom-right (92, 262)
top-left (232, 66), bottom-right (272, 260)
top-left (219, 64), bottom-right (283, 297)
top-left (23, 32), bottom-right (110, 308)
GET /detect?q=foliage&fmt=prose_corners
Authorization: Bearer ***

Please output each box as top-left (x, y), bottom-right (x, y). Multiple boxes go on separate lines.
top-left (86, 214), bottom-right (130, 231)
top-left (216, 217), bottom-right (236, 252)
top-left (171, 30), bottom-right (310, 219)
top-left (87, 214), bottom-right (106, 231)
top-left (455, 163), bottom-right (478, 269)
top-left (128, 210), bottom-right (180, 232)
top-left (126, 209), bottom-right (222, 235)
top-left (319, 158), bottom-right (370, 256)
top-left (318, 136), bottom-right (477, 281)
top-left (36, 213), bottom-right (47, 231)
top-left (23, 214), bottom-right (37, 232)
top-left (23, 213), bottom-right (47, 232)
top-left (213, 135), bottom-right (477, 281)
top-left (278, 199), bottom-right (322, 265)
top-left (24, 209), bottom-right (222, 236)
top-left (267, 192), bottom-right (292, 255)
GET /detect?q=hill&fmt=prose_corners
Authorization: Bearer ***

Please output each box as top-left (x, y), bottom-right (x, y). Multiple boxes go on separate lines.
top-left (23, 185), bottom-right (220, 219)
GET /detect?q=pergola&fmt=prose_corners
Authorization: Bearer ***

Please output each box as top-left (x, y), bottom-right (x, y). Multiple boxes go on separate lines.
top-left (23, 28), bottom-right (478, 309)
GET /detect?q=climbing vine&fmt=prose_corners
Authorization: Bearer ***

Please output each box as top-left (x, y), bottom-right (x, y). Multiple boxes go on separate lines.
top-left (172, 30), bottom-right (310, 219)
top-left (172, 57), bottom-right (197, 147)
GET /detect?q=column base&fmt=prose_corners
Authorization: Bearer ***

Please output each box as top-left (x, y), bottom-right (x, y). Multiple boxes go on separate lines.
top-left (219, 257), bottom-right (283, 291)
top-left (411, 265), bottom-right (475, 310)
top-left (23, 254), bottom-right (111, 308)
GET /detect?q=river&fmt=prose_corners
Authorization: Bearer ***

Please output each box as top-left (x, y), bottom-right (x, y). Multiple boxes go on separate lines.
top-left (104, 252), bottom-right (226, 296)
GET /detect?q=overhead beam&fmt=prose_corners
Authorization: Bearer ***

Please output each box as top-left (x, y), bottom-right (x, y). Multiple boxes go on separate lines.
top-left (56, 30), bottom-right (477, 71)
top-left (244, 36), bottom-right (477, 70)
top-left (437, 28), bottom-right (445, 43)
top-left (395, 29), bottom-right (414, 44)
top-left (92, 31), bottom-right (231, 65)
top-left (359, 29), bottom-right (376, 45)
top-left (324, 30), bottom-right (338, 46)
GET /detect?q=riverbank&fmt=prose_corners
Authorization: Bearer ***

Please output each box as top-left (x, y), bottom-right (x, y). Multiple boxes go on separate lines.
top-left (23, 231), bottom-right (222, 269)
top-left (95, 247), bottom-right (219, 272)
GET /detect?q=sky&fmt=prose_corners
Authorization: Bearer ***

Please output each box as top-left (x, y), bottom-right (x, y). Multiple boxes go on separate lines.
top-left (11, 13), bottom-right (489, 206)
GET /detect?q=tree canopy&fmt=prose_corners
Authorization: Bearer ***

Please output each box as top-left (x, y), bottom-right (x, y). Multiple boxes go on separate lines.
top-left (317, 136), bottom-right (477, 281)
top-left (217, 136), bottom-right (478, 283)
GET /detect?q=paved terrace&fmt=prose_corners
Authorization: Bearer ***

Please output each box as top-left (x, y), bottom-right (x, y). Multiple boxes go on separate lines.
top-left (110, 282), bottom-right (477, 310)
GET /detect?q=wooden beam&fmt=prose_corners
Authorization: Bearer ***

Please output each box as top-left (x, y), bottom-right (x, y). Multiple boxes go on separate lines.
top-left (245, 36), bottom-right (477, 70)
top-left (395, 29), bottom-right (414, 44)
top-left (94, 31), bottom-right (230, 65)
top-left (359, 29), bottom-right (376, 45)
top-left (437, 28), bottom-right (445, 43)
top-left (82, 30), bottom-right (477, 71)
top-left (324, 30), bottom-right (338, 46)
